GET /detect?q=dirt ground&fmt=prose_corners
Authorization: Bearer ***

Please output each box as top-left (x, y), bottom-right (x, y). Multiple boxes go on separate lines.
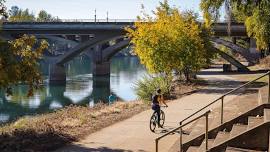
top-left (0, 81), bottom-right (200, 152)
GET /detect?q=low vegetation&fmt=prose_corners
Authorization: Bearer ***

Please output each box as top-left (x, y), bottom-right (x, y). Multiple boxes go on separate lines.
top-left (133, 74), bottom-right (203, 103)
top-left (133, 75), bottom-right (172, 102)
top-left (0, 102), bottom-right (148, 152)
top-left (258, 56), bottom-right (270, 70)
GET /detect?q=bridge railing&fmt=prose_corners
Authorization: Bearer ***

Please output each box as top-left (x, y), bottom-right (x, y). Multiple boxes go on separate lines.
top-left (2, 19), bottom-right (137, 23)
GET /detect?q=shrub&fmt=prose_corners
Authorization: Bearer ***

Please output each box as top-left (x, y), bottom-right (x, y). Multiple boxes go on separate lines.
top-left (133, 75), bottom-right (172, 103)
top-left (259, 56), bottom-right (270, 69)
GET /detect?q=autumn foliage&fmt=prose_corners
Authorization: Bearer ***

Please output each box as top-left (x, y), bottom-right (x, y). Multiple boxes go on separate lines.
top-left (126, 1), bottom-right (214, 81)
top-left (0, 35), bottom-right (48, 96)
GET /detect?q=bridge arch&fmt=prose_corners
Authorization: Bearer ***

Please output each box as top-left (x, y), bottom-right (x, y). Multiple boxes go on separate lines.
top-left (211, 38), bottom-right (259, 65)
top-left (56, 34), bottom-right (125, 65)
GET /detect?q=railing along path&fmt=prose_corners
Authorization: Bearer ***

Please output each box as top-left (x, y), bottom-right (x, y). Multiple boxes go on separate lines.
top-left (155, 71), bottom-right (270, 152)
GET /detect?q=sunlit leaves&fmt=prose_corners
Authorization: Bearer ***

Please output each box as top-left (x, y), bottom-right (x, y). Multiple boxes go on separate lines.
top-left (8, 6), bottom-right (60, 22)
top-left (200, 0), bottom-right (270, 49)
top-left (8, 7), bottom-right (35, 22)
top-left (0, 35), bottom-right (48, 96)
top-left (127, 1), bottom-right (214, 81)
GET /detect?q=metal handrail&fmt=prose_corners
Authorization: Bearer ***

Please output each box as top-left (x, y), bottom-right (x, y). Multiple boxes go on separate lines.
top-left (155, 110), bottom-right (210, 152)
top-left (155, 71), bottom-right (270, 152)
top-left (180, 71), bottom-right (270, 125)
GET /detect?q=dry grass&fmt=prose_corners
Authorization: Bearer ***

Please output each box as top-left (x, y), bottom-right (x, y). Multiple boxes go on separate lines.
top-left (257, 56), bottom-right (270, 70)
top-left (0, 80), bottom-right (201, 152)
top-left (170, 79), bottom-right (206, 99)
top-left (0, 101), bottom-right (149, 152)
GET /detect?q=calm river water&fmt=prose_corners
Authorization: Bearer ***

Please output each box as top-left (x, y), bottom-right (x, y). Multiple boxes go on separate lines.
top-left (0, 56), bottom-right (146, 123)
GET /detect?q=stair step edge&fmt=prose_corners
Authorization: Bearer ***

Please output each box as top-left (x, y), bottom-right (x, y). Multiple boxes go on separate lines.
top-left (198, 139), bottom-right (215, 151)
top-left (230, 124), bottom-right (247, 138)
top-left (213, 131), bottom-right (230, 147)
top-left (186, 146), bottom-right (199, 152)
top-left (263, 109), bottom-right (270, 122)
top-left (248, 116), bottom-right (264, 129)
top-left (226, 146), bottom-right (266, 152)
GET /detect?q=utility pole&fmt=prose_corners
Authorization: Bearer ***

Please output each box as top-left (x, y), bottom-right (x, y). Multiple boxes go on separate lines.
top-left (94, 9), bottom-right (97, 23)
top-left (106, 11), bottom-right (109, 22)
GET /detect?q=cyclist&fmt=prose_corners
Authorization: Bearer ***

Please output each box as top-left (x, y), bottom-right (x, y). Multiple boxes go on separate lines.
top-left (151, 88), bottom-right (168, 128)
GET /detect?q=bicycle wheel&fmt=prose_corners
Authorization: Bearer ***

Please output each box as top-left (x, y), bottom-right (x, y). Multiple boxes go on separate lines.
top-left (159, 110), bottom-right (165, 127)
top-left (149, 112), bottom-right (157, 132)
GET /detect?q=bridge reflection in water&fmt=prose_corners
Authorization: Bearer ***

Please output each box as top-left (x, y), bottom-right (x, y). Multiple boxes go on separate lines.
top-left (0, 57), bottom-right (146, 123)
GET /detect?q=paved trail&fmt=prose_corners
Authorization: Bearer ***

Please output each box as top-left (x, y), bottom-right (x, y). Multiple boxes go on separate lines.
top-left (56, 68), bottom-right (242, 152)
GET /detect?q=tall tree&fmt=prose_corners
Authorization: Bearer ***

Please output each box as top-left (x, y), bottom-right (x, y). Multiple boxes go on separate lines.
top-left (127, 1), bottom-right (214, 81)
top-left (8, 6), bottom-right (35, 22)
top-left (37, 10), bottom-right (60, 22)
top-left (200, 0), bottom-right (270, 49)
top-left (0, 0), bottom-right (7, 19)
top-left (9, 6), bottom-right (19, 16)
top-left (0, 35), bottom-right (48, 96)
top-left (0, 1), bottom-right (49, 96)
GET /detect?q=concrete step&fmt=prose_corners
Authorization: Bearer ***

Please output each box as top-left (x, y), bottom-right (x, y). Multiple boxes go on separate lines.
top-left (213, 131), bottom-right (230, 147)
top-left (247, 116), bottom-right (264, 129)
top-left (229, 124), bottom-right (247, 138)
top-left (197, 139), bottom-right (215, 152)
top-left (263, 109), bottom-right (270, 122)
top-left (189, 118), bottom-right (208, 135)
top-left (186, 146), bottom-right (199, 152)
top-left (225, 146), bottom-right (265, 152)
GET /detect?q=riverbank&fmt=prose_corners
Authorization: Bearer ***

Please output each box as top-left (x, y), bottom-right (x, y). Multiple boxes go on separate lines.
top-left (56, 66), bottom-right (240, 152)
top-left (0, 101), bottom-right (149, 152)
top-left (0, 81), bottom-right (202, 151)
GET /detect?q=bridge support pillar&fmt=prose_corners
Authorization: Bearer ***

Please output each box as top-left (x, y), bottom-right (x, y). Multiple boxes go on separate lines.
top-left (80, 35), bottom-right (90, 42)
top-left (232, 37), bottom-right (237, 44)
top-left (49, 64), bottom-right (66, 84)
top-left (92, 75), bottom-right (110, 103)
top-left (249, 38), bottom-right (257, 54)
top-left (92, 61), bottom-right (110, 76)
top-left (91, 44), bottom-right (111, 76)
top-left (66, 35), bottom-right (76, 41)
top-left (249, 38), bottom-right (260, 63)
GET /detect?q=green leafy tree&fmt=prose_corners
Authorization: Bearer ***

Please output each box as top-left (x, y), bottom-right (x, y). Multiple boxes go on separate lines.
top-left (8, 6), bottom-right (35, 22)
top-left (37, 10), bottom-right (60, 22)
top-left (0, 0), bottom-right (7, 18)
top-left (0, 35), bottom-right (48, 96)
top-left (133, 75), bottom-right (172, 102)
top-left (200, 0), bottom-right (270, 49)
top-left (0, 1), bottom-right (49, 96)
top-left (126, 0), bottom-right (214, 81)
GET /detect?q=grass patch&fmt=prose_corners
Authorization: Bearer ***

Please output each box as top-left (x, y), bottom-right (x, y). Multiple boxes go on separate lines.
top-left (0, 101), bottom-right (149, 152)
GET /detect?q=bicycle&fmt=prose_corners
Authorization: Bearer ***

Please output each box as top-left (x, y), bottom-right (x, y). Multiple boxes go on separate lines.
top-left (149, 106), bottom-right (166, 132)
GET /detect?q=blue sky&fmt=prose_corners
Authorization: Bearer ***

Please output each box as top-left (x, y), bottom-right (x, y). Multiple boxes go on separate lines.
top-left (5, 0), bottom-right (203, 19)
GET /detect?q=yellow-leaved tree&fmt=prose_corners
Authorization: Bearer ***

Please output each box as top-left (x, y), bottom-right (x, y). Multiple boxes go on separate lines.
top-left (0, 0), bottom-right (49, 96)
top-left (0, 35), bottom-right (48, 96)
top-left (200, 0), bottom-right (270, 50)
top-left (126, 0), bottom-right (214, 81)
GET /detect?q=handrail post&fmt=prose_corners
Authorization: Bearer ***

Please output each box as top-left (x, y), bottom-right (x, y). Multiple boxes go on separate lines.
top-left (221, 96), bottom-right (224, 124)
top-left (205, 112), bottom-right (209, 151)
top-left (179, 122), bottom-right (183, 152)
top-left (156, 139), bottom-right (158, 152)
top-left (268, 72), bottom-right (270, 103)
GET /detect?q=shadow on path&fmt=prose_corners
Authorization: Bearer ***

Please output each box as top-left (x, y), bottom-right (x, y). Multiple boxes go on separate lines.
top-left (196, 78), bottom-right (267, 96)
top-left (198, 69), bottom-right (268, 76)
top-left (56, 145), bottom-right (145, 152)
top-left (0, 128), bottom-right (75, 152)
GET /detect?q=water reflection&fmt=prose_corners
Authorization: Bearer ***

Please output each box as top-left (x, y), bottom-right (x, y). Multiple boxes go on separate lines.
top-left (0, 57), bottom-right (146, 123)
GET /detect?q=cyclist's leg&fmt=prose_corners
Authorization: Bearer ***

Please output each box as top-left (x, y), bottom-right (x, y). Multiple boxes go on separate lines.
top-left (156, 106), bottom-right (161, 126)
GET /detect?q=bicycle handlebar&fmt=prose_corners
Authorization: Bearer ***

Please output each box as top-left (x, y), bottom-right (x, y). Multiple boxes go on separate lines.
top-left (160, 105), bottom-right (168, 108)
